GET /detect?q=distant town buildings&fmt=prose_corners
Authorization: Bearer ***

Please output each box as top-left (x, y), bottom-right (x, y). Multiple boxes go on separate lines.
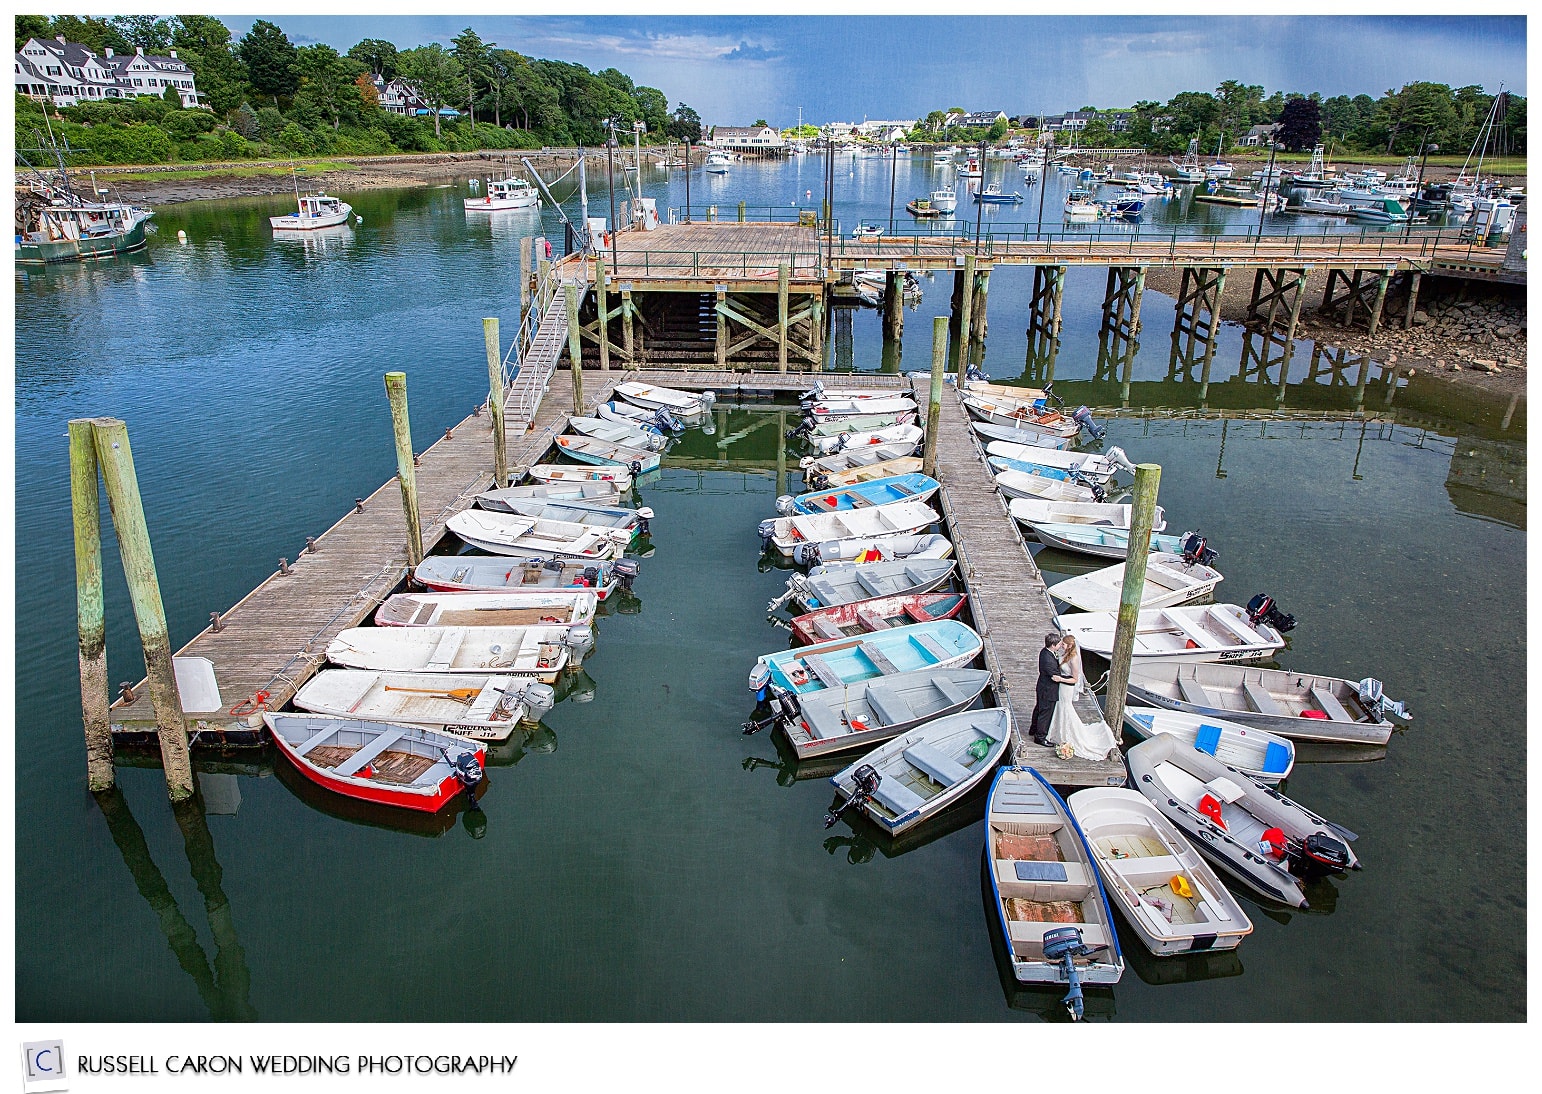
top-left (710, 124), bottom-right (784, 149)
top-left (14, 35), bottom-right (201, 107)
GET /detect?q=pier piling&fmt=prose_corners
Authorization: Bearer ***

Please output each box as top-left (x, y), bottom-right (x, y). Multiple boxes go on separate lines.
top-left (384, 373), bottom-right (424, 569)
top-left (922, 316), bottom-right (947, 478)
top-left (595, 258), bottom-right (612, 371)
top-left (565, 282), bottom-right (586, 412)
top-left (883, 271), bottom-right (904, 342)
top-left (955, 254), bottom-right (975, 377)
top-left (778, 262), bottom-right (791, 373)
top-left (69, 419), bottom-right (113, 791)
top-left (1103, 463), bottom-right (1162, 734)
top-left (482, 318), bottom-right (508, 486)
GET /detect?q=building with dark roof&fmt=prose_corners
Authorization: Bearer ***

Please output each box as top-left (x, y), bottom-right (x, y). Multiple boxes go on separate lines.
top-left (15, 36), bottom-right (200, 108)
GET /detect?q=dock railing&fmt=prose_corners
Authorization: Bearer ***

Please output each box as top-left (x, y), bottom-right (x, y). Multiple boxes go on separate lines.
top-left (503, 260), bottom-right (589, 425)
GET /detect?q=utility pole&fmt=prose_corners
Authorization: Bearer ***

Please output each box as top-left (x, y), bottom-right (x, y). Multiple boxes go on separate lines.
top-left (1036, 139), bottom-right (1054, 241)
top-left (973, 139), bottom-right (986, 253)
top-left (605, 120), bottom-right (619, 274)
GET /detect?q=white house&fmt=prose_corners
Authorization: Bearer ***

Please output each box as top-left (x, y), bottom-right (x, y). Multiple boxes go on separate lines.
top-left (854, 119), bottom-right (914, 142)
top-left (710, 125), bottom-right (784, 150)
top-left (14, 37), bottom-right (200, 107)
top-left (1241, 123), bottom-right (1284, 147)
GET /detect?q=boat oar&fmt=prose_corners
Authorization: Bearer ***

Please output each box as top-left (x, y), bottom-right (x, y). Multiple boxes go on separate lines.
top-left (384, 685), bottom-right (481, 703)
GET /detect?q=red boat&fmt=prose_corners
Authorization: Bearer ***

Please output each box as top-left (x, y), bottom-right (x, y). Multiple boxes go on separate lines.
top-left (789, 592), bottom-right (968, 646)
top-left (264, 712), bottom-right (486, 813)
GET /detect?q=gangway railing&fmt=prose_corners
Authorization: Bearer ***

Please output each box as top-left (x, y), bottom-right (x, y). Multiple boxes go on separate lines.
top-left (503, 260), bottom-right (591, 427)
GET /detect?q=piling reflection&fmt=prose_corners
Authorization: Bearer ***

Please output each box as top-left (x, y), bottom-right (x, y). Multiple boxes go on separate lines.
top-left (94, 784), bottom-right (257, 1020)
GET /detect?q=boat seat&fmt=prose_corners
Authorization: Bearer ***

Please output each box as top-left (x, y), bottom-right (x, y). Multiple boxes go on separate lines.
top-left (293, 721), bottom-right (342, 758)
top-left (858, 643), bottom-right (900, 675)
top-left (1309, 685), bottom-right (1352, 722)
top-left (427, 629), bottom-right (465, 671)
top-left (996, 858), bottom-right (1094, 901)
top-left (1192, 723), bottom-right (1223, 756)
top-left (333, 725), bottom-right (411, 776)
top-left (903, 742), bottom-right (973, 787)
top-left (1007, 919), bottom-right (1109, 959)
top-left (1176, 675), bottom-right (1215, 707)
top-left (799, 704), bottom-right (849, 741)
top-left (912, 632), bottom-right (954, 664)
top-left (932, 676), bottom-right (971, 708)
top-left (800, 654), bottom-right (845, 690)
top-left (1262, 741), bottom-right (1293, 776)
top-left (855, 608), bottom-right (891, 632)
top-left (903, 565), bottom-right (935, 588)
top-left (1206, 607), bottom-right (1257, 643)
top-left (863, 688), bottom-right (910, 728)
top-left (870, 778), bottom-right (926, 817)
top-left (854, 572), bottom-right (887, 599)
top-left (1203, 776), bottom-right (1247, 804)
top-left (809, 618), bottom-right (846, 641)
top-left (993, 785), bottom-right (1058, 815)
top-left (1243, 680), bottom-right (1286, 716)
top-left (1169, 613), bottom-right (1222, 649)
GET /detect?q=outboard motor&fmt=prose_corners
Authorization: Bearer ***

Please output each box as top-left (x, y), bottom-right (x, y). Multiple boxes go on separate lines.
top-left (823, 763), bottom-right (881, 828)
top-left (743, 684), bottom-right (799, 735)
top-left (653, 408), bottom-right (683, 434)
top-left (792, 541), bottom-right (822, 567)
top-left (580, 565), bottom-right (600, 587)
top-left (1041, 926), bottom-right (1103, 1021)
top-left (786, 419), bottom-right (814, 440)
top-left (442, 747), bottom-right (485, 808)
top-left (1071, 405), bottom-right (1106, 440)
top-left (633, 508), bottom-right (654, 537)
top-left (698, 390), bottom-right (717, 411)
top-left (545, 556), bottom-right (568, 573)
top-left (613, 557), bottom-right (640, 591)
top-left (964, 362), bottom-right (986, 382)
top-left (748, 662), bottom-right (773, 702)
top-left (757, 518), bottom-right (779, 552)
top-left (1268, 828), bottom-right (1352, 877)
top-left (775, 494), bottom-right (799, 516)
top-left (1067, 470), bottom-right (1106, 503)
top-left (1105, 445), bottom-right (1137, 474)
top-left (1246, 593), bottom-right (1296, 633)
top-left (799, 380), bottom-right (826, 404)
top-left (805, 471), bottom-right (830, 490)
top-left (1179, 530), bottom-right (1218, 567)
top-left (518, 682), bottom-right (557, 723)
top-left (563, 624), bottom-right (596, 663)
top-left (627, 459), bottom-right (643, 476)
top-left (1357, 677), bottom-right (1411, 722)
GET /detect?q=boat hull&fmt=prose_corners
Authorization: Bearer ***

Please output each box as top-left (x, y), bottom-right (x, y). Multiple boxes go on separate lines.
top-left (15, 218), bottom-right (149, 264)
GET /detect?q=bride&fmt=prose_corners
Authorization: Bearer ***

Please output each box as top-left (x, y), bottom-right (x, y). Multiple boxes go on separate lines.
top-left (1046, 635), bottom-right (1120, 761)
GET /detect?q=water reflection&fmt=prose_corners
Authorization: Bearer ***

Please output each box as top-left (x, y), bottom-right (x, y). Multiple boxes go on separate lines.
top-left (819, 783), bottom-right (986, 863)
top-left (94, 785), bottom-right (257, 1020)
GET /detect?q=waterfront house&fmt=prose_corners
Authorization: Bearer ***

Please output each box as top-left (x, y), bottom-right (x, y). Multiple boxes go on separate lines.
top-left (1242, 123), bottom-right (1284, 147)
top-left (960, 110), bottom-right (1009, 129)
top-left (855, 119), bottom-right (915, 142)
top-left (710, 125), bottom-right (785, 150)
top-left (14, 36), bottom-right (200, 107)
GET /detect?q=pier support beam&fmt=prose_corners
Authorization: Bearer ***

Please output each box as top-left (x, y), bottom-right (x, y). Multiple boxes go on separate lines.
top-left (384, 373), bottom-right (425, 570)
top-left (565, 282), bottom-right (585, 412)
top-left (715, 288), bottom-right (727, 367)
top-left (969, 266), bottom-right (990, 348)
top-left (91, 417), bottom-right (194, 802)
top-left (69, 419), bottom-right (113, 792)
top-left (594, 258), bottom-right (611, 371)
top-left (1366, 271), bottom-right (1392, 339)
top-left (518, 236), bottom-right (532, 331)
top-left (883, 272), bottom-right (904, 342)
top-left (620, 288), bottom-right (635, 358)
top-left (1403, 271), bottom-right (1423, 330)
top-left (778, 262), bottom-right (791, 373)
top-left (955, 254), bottom-right (975, 379)
top-left (1281, 270), bottom-right (1310, 357)
top-left (482, 318), bottom-right (508, 487)
top-left (1104, 463), bottom-right (1162, 734)
top-left (922, 316), bottom-right (948, 479)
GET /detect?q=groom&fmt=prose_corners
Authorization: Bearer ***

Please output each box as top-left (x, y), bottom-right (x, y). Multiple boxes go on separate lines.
top-left (1031, 632), bottom-right (1073, 746)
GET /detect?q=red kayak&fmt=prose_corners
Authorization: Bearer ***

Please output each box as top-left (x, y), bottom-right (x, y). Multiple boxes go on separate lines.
top-left (264, 712), bottom-right (485, 813)
top-left (789, 592), bottom-right (967, 647)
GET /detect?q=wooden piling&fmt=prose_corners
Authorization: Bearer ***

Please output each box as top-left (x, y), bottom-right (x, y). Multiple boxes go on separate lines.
top-left (594, 257), bottom-right (611, 371)
top-left (518, 236), bottom-right (532, 329)
top-left (1367, 271), bottom-right (1392, 339)
top-left (565, 282), bottom-right (585, 412)
top-left (1103, 463), bottom-right (1162, 734)
top-left (383, 373), bottom-right (424, 569)
top-left (956, 255), bottom-right (975, 376)
top-left (738, 200), bottom-right (746, 223)
top-left (883, 271), bottom-right (904, 342)
top-left (90, 417), bottom-right (193, 801)
top-left (970, 267), bottom-right (990, 345)
top-left (69, 419), bottom-right (113, 791)
top-left (1403, 271), bottom-right (1423, 330)
top-left (620, 288), bottom-right (636, 359)
top-left (778, 262), bottom-right (791, 373)
top-left (1128, 267), bottom-right (1146, 336)
top-left (715, 288), bottom-right (727, 367)
top-left (482, 317), bottom-right (508, 487)
top-left (775, 410), bottom-right (788, 498)
top-left (1282, 270), bottom-right (1309, 358)
top-left (922, 316), bottom-right (948, 478)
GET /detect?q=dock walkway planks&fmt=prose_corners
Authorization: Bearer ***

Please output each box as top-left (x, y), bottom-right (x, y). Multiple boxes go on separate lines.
top-left (111, 369), bottom-right (617, 738)
top-left (920, 378), bottom-right (1127, 788)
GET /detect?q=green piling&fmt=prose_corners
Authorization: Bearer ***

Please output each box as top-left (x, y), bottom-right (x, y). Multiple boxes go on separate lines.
top-left (922, 316), bottom-right (948, 478)
top-left (383, 373), bottom-right (423, 568)
top-left (565, 282), bottom-right (585, 412)
top-left (483, 317), bottom-right (508, 486)
top-left (69, 419), bottom-right (113, 791)
top-left (1103, 463), bottom-right (1162, 734)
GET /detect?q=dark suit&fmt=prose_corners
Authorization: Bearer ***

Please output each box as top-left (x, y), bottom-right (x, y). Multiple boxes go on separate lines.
top-left (1030, 646), bottom-right (1062, 743)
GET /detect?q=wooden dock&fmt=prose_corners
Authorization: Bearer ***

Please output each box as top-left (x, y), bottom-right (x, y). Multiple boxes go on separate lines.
top-left (919, 377), bottom-right (1128, 787)
top-left (110, 368), bottom-right (619, 742)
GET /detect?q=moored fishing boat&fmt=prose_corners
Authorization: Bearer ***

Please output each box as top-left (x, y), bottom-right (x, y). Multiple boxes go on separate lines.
top-left (464, 176), bottom-right (539, 211)
top-left (828, 707), bottom-right (1011, 835)
top-left (1066, 787), bottom-right (1253, 956)
top-left (1121, 707), bottom-right (1295, 783)
top-left (326, 624), bottom-right (589, 681)
top-left (761, 667), bottom-right (991, 759)
top-left (553, 434), bottom-right (662, 473)
top-left (789, 591), bottom-right (967, 645)
top-left (376, 589), bottom-right (598, 629)
top-left (778, 473), bottom-right (941, 515)
top-left (985, 766), bottom-right (1125, 1006)
top-left (749, 619), bottom-right (982, 696)
top-left (769, 558), bottom-right (957, 614)
top-left (14, 178), bottom-right (155, 264)
top-left (447, 510), bottom-right (629, 560)
top-left (264, 712), bottom-right (485, 812)
top-left (1123, 662), bottom-right (1408, 746)
top-left (293, 669), bottom-right (555, 741)
top-left (270, 191), bottom-right (353, 230)
top-left (1126, 735), bottom-right (1359, 908)
top-left (414, 555), bottom-right (624, 601)
top-left (1056, 602), bottom-right (1286, 664)
top-left (1048, 552), bottom-right (1221, 612)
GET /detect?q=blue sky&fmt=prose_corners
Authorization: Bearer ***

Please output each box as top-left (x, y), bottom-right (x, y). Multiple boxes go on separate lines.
top-left (223, 15), bottom-right (1527, 126)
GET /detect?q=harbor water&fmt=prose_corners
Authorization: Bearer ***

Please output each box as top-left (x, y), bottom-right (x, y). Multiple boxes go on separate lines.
top-left (14, 156), bottom-right (1524, 1022)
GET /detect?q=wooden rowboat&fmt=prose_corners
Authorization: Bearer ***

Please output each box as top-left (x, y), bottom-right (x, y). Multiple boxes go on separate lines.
top-left (293, 669), bottom-right (555, 741)
top-left (264, 712), bottom-right (485, 813)
top-left (789, 591), bottom-right (967, 645)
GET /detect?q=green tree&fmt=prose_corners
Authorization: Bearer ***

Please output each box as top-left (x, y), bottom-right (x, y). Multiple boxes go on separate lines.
top-left (47, 15), bottom-right (130, 54)
top-left (110, 15), bottom-right (172, 52)
top-left (347, 38), bottom-right (398, 79)
top-left (168, 15), bottom-right (245, 116)
top-left (1370, 82), bottom-right (1457, 154)
top-left (667, 102), bottom-right (702, 143)
top-left (16, 14), bottom-right (50, 50)
top-left (398, 43), bottom-right (462, 137)
top-left (293, 43), bottom-right (362, 130)
top-left (752, 118), bottom-right (769, 128)
top-left (238, 19), bottom-right (299, 105)
top-left (987, 117), bottom-right (1008, 140)
top-left (162, 83), bottom-right (182, 107)
top-left (451, 27), bottom-right (491, 125)
top-left (231, 101), bottom-right (260, 139)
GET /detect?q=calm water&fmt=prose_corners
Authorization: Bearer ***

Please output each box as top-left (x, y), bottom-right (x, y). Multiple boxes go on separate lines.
top-left (14, 156), bottom-right (1524, 1022)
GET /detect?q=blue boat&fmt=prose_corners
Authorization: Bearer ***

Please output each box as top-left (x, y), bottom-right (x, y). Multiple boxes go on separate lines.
top-left (781, 473), bottom-right (941, 515)
top-left (987, 455), bottom-right (1071, 482)
top-left (748, 619), bottom-right (982, 696)
top-left (973, 184), bottom-right (1024, 204)
top-left (553, 434), bottom-right (662, 473)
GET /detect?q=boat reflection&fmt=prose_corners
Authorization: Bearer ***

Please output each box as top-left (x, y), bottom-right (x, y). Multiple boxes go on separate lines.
top-left (271, 744), bottom-right (489, 838)
top-left (270, 223), bottom-right (353, 257)
top-left (94, 783), bottom-right (258, 1020)
top-left (819, 780), bottom-right (986, 863)
top-left (1115, 917), bottom-right (1245, 986)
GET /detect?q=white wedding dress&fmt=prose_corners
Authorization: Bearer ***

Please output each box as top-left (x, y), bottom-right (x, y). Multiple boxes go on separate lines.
top-left (1046, 649), bottom-right (1119, 761)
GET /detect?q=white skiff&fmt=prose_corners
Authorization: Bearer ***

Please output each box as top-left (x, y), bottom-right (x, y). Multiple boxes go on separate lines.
top-left (376, 589), bottom-right (598, 629)
top-left (293, 669), bottom-right (556, 741)
top-left (614, 380), bottom-right (714, 416)
top-left (1049, 552), bottom-right (1221, 612)
top-left (525, 464), bottom-right (633, 491)
top-left (326, 624), bottom-right (590, 681)
top-left (447, 509), bottom-right (629, 560)
top-left (1056, 603), bottom-right (1285, 664)
top-left (759, 500), bottom-right (939, 558)
top-left (1122, 707), bottom-right (1295, 783)
top-left (1009, 498), bottom-right (1166, 532)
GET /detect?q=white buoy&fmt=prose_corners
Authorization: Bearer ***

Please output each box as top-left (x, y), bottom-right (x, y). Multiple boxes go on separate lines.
top-left (355, 214), bottom-right (363, 224)
top-left (177, 229), bottom-right (187, 243)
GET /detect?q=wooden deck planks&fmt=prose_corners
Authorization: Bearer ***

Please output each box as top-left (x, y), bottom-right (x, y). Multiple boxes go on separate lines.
top-left (920, 379), bottom-right (1127, 788)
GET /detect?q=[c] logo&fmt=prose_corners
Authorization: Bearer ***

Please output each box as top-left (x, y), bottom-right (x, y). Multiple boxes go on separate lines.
top-left (21, 1040), bottom-right (69, 1092)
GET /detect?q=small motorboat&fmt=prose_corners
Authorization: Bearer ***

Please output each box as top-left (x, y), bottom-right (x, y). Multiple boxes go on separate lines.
top-left (806, 423), bottom-right (925, 456)
top-left (807, 456), bottom-right (924, 489)
top-left (993, 468), bottom-right (1101, 504)
top-left (799, 381), bottom-right (912, 405)
top-left (928, 186), bottom-right (958, 213)
top-left (473, 492), bottom-right (650, 535)
top-left (1055, 603), bottom-right (1287, 665)
top-left (804, 410), bottom-right (918, 436)
top-left (1066, 787), bottom-right (1253, 956)
top-left (758, 500), bottom-right (940, 559)
top-left (806, 395), bottom-right (918, 420)
top-left (962, 393), bottom-right (1081, 438)
top-left (598, 399), bottom-right (683, 434)
top-left (1030, 523), bottom-right (1192, 560)
top-left (985, 442), bottom-right (1135, 482)
top-left (447, 510), bottom-right (629, 560)
top-left (799, 442), bottom-right (919, 478)
top-left (264, 712), bottom-right (485, 813)
top-left (770, 558), bottom-right (957, 615)
top-left (828, 707), bottom-right (1011, 835)
top-left (566, 416), bottom-right (666, 451)
top-left (795, 532), bottom-right (953, 568)
top-left (1122, 707), bottom-right (1295, 784)
top-left (293, 669), bottom-right (555, 741)
top-left (524, 464), bottom-right (634, 491)
top-left (270, 191), bottom-right (353, 231)
top-left (464, 176), bottom-right (539, 212)
top-left (414, 555), bottom-right (624, 601)
top-left (973, 182), bottom-right (1023, 204)
top-left (614, 380), bottom-right (715, 416)
top-left (971, 419), bottom-right (1072, 451)
top-left (778, 473), bottom-right (941, 515)
top-left (1048, 552), bottom-right (1222, 613)
top-left (376, 589), bottom-right (597, 629)
top-left (789, 591), bottom-right (967, 645)
top-left (1009, 498), bottom-right (1166, 532)
top-left (749, 619), bottom-right (983, 696)
top-left (984, 766), bottom-right (1125, 1006)
top-left (478, 480), bottom-right (624, 506)
top-left (554, 434), bottom-right (662, 473)
top-left (851, 223), bottom-right (884, 240)
top-left (761, 667), bottom-right (991, 760)
top-left (327, 624), bottom-right (589, 681)
top-left (1126, 735), bottom-right (1359, 909)
top-left (1124, 662), bottom-right (1408, 746)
